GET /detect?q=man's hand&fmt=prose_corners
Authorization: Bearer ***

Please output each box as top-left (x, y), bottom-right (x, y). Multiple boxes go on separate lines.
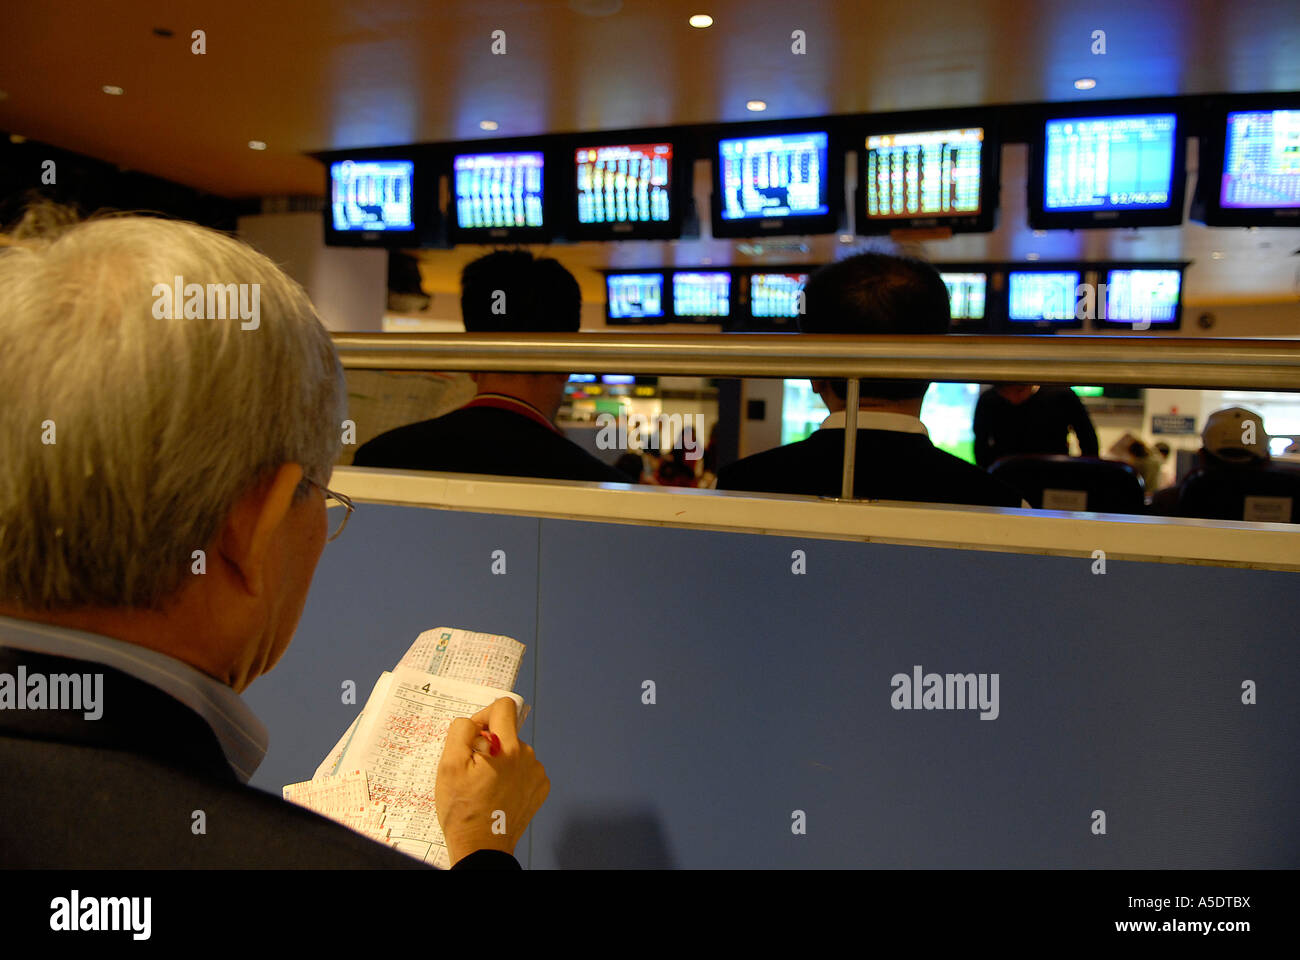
top-left (435, 697), bottom-right (550, 866)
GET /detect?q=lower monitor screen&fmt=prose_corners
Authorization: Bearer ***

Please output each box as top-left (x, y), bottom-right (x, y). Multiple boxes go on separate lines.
top-left (1221, 110), bottom-right (1300, 208)
top-left (1008, 271), bottom-right (1081, 321)
top-left (330, 160), bottom-right (415, 232)
top-left (1104, 269), bottom-right (1181, 323)
top-left (607, 273), bottom-right (665, 320)
top-left (673, 272), bottom-right (731, 317)
top-left (719, 133), bottom-right (830, 220)
top-left (750, 273), bottom-right (809, 318)
top-left (865, 128), bottom-right (984, 219)
top-left (1044, 114), bottom-right (1177, 211)
top-left (454, 152), bottom-right (544, 229)
top-left (577, 143), bottom-right (672, 224)
top-left (939, 272), bottom-right (987, 320)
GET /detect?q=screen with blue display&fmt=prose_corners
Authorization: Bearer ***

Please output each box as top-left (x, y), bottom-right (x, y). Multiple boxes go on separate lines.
top-left (454, 152), bottom-right (544, 229)
top-left (939, 272), bottom-right (987, 320)
top-left (719, 133), bottom-right (830, 220)
top-left (865, 128), bottom-right (984, 219)
top-left (577, 143), bottom-right (672, 224)
top-left (1220, 110), bottom-right (1300, 209)
top-left (606, 273), bottom-right (665, 320)
top-left (1044, 114), bottom-right (1177, 211)
top-left (330, 160), bottom-right (415, 232)
top-left (673, 272), bottom-right (731, 317)
top-left (1008, 271), bottom-right (1080, 321)
top-left (750, 273), bottom-right (808, 318)
top-left (1104, 269), bottom-right (1181, 323)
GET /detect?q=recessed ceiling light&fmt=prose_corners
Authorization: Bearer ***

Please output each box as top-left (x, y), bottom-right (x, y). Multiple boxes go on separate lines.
top-left (746, 100), bottom-right (767, 112)
top-left (102, 85), bottom-right (124, 96)
top-left (1211, 251), bottom-right (1225, 259)
top-left (1026, 252), bottom-right (1040, 261)
top-left (248, 140), bottom-right (267, 150)
top-left (479, 120), bottom-right (499, 131)
top-left (838, 234), bottom-right (854, 243)
top-left (1074, 78), bottom-right (1097, 90)
top-left (689, 14), bottom-right (713, 28)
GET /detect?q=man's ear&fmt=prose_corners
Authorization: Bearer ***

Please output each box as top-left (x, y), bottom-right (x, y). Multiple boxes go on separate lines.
top-left (219, 463), bottom-right (305, 597)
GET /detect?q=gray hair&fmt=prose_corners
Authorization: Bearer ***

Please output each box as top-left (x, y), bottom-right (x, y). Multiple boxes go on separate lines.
top-left (0, 207), bottom-right (345, 610)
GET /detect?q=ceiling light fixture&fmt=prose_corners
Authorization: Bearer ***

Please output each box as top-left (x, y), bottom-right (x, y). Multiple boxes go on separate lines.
top-left (102, 85), bottom-right (124, 96)
top-left (689, 14), bottom-right (713, 28)
top-left (248, 140), bottom-right (267, 150)
top-left (1211, 251), bottom-right (1225, 260)
top-left (479, 120), bottom-right (499, 131)
top-left (1074, 78), bottom-right (1097, 90)
top-left (746, 100), bottom-right (767, 112)
top-left (1026, 253), bottom-right (1040, 261)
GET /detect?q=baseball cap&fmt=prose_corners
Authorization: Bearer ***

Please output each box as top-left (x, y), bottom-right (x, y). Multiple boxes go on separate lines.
top-left (1202, 407), bottom-right (1269, 462)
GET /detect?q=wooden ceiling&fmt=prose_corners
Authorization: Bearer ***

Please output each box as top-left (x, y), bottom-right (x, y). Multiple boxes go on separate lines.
top-left (3, 0), bottom-right (1299, 304)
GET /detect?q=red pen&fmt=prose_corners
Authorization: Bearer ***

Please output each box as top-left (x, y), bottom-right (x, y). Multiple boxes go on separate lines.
top-left (473, 729), bottom-right (501, 757)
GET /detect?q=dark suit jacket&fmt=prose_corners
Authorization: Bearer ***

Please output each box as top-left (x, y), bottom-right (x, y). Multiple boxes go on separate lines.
top-left (0, 647), bottom-right (517, 869)
top-left (717, 428), bottom-right (1024, 508)
top-left (354, 406), bottom-right (627, 484)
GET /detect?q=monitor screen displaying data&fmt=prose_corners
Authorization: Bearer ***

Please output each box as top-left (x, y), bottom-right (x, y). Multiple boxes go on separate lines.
top-left (865, 128), bottom-right (984, 219)
top-left (673, 272), bottom-right (731, 317)
top-left (750, 272), bottom-right (808, 318)
top-left (1008, 271), bottom-right (1081, 321)
top-left (576, 143), bottom-right (672, 224)
top-left (453, 152), bottom-right (544, 229)
top-left (1220, 110), bottom-right (1300, 208)
top-left (1104, 269), bottom-right (1181, 324)
top-left (1044, 114), bottom-right (1177, 211)
top-left (939, 272), bottom-right (987, 320)
top-left (330, 160), bottom-right (415, 232)
top-left (719, 133), bottom-right (830, 220)
top-left (606, 273), bottom-right (665, 320)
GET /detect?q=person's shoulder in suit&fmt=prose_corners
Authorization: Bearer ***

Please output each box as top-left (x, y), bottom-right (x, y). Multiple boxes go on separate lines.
top-left (716, 435), bottom-right (824, 496)
top-left (354, 407), bottom-right (626, 484)
top-left (901, 437), bottom-right (1024, 507)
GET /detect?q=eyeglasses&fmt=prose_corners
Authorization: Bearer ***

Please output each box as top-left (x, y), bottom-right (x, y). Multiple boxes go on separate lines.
top-left (305, 477), bottom-right (354, 543)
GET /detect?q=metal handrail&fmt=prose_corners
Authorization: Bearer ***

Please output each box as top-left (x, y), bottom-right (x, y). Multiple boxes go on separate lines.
top-left (333, 332), bottom-right (1300, 391)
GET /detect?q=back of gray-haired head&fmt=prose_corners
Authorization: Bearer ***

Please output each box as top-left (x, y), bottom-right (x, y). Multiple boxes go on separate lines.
top-left (0, 209), bottom-right (345, 610)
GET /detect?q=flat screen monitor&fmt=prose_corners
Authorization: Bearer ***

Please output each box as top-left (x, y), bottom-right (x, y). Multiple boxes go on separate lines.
top-left (1007, 270), bottom-right (1082, 326)
top-left (672, 271), bottom-right (731, 319)
top-left (1030, 112), bottom-right (1184, 228)
top-left (572, 142), bottom-right (678, 239)
top-left (451, 151), bottom-right (546, 240)
top-left (749, 272), bottom-right (809, 319)
top-left (1099, 268), bottom-right (1182, 328)
top-left (325, 157), bottom-right (432, 246)
top-left (939, 272), bottom-right (987, 321)
top-left (1222, 110), bottom-right (1300, 208)
top-left (713, 131), bottom-right (839, 237)
top-left (859, 127), bottom-right (997, 233)
top-left (1194, 103), bottom-right (1300, 227)
top-left (606, 273), bottom-right (665, 322)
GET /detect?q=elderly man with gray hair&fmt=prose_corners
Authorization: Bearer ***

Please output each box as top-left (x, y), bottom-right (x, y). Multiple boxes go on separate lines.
top-left (0, 207), bottom-right (548, 868)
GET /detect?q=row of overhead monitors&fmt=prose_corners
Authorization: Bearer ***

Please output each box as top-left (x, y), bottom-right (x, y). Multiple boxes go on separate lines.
top-left (606, 262), bottom-right (1188, 332)
top-left (323, 94), bottom-right (1299, 246)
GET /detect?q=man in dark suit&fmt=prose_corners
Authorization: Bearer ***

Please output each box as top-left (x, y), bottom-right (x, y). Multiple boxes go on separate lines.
top-left (717, 252), bottom-right (1024, 509)
top-left (354, 250), bottom-right (627, 483)
top-left (0, 209), bottom-right (548, 868)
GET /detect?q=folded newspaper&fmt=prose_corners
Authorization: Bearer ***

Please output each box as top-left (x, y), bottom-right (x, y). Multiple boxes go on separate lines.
top-left (282, 627), bottom-right (526, 868)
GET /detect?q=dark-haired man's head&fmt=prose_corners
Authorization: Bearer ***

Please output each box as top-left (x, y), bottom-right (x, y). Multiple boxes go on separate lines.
top-left (461, 249), bottom-right (581, 333)
top-left (798, 252), bottom-right (951, 409)
top-left (459, 249), bottom-right (582, 421)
